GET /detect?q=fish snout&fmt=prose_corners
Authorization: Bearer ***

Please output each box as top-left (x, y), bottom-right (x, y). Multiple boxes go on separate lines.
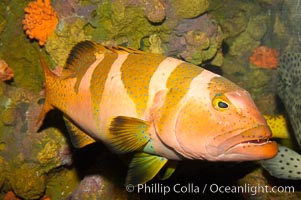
top-left (205, 125), bottom-right (278, 161)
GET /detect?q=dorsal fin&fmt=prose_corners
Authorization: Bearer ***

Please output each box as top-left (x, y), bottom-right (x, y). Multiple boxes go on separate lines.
top-left (63, 40), bottom-right (146, 78)
top-left (62, 41), bottom-right (149, 93)
top-left (110, 45), bottom-right (146, 54)
top-left (62, 40), bottom-right (107, 77)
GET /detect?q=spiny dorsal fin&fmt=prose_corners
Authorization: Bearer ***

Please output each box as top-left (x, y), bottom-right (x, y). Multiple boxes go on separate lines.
top-left (63, 41), bottom-right (150, 93)
top-left (63, 41), bottom-right (146, 78)
top-left (110, 45), bottom-right (146, 54)
top-left (63, 40), bottom-right (107, 76)
top-left (108, 116), bottom-right (150, 153)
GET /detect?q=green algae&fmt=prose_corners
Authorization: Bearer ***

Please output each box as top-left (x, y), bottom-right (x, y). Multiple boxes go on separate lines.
top-left (247, 15), bottom-right (268, 41)
top-left (0, 1), bottom-right (6, 35)
top-left (46, 18), bottom-right (92, 67)
top-left (149, 34), bottom-right (164, 54)
top-left (0, 0), bottom-right (45, 93)
top-left (226, 12), bottom-right (267, 57)
top-left (208, 0), bottom-right (279, 115)
top-left (229, 32), bottom-right (261, 57)
top-left (1, 0), bottom-right (298, 199)
top-left (89, 0), bottom-right (172, 49)
top-left (7, 163), bottom-right (46, 199)
top-left (182, 28), bottom-right (223, 65)
top-left (171, 0), bottom-right (209, 19)
top-left (0, 156), bottom-right (4, 189)
top-left (45, 167), bottom-right (80, 199)
top-left (0, 84), bottom-right (74, 199)
top-left (0, 106), bottom-right (16, 126)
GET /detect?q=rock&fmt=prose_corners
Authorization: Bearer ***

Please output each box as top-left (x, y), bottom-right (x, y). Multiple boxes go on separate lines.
top-left (171, 0), bottom-right (209, 19)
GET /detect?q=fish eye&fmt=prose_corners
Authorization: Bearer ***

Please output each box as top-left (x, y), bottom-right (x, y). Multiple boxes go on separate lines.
top-left (218, 101), bottom-right (228, 108)
top-left (212, 95), bottom-right (230, 111)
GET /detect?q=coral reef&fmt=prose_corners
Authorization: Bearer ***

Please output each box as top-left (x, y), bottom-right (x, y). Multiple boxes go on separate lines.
top-left (45, 18), bottom-right (91, 66)
top-left (0, 0), bottom-right (225, 197)
top-left (0, 0), bottom-right (47, 92)
top-left (3, 191), bottom-right (21, 200)
top-left (1, 0), bottom-right (301, 199)
top-left (280, 0), bottom-right (301, 51)
top-left (0, 84), bottom-right (75, 199)
top-left (68, 175), bottom-right (106, 199)
top-left (22, 0), bottom-right (58, 46)
top-left (238, 168), bottom-right (299, 199)
top-left (143, 0), bottom-right (166, 23)
top-left (171, 0), bottom-right (209, 19)
top-left (0, 59), bottom-right (14, 82)
top-left (88, 0), bottom-right (172, 49)
top-left (249, 46), bottom-right (279, 69)
top-left (149, 34), bottom-right (164, 54)
top-left (209, 0), bottom-right (282, 115)
top-left (0, 1), bottom-right (6, 35)
top-left (44, 0), bottom-right (222, 67)
top-left (169, 14), bottom-right (223, 65)
top-left (0, 82), bottom-right (138, 199)
top-left (0, 156), bottom-right (4, 189)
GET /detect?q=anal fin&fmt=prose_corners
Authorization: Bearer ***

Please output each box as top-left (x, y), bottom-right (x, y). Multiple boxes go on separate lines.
top-left (64, 117), bottom-right (96, 148)
top-left (158, 160), bottom-right (177, 180)
top-left (126, 152), bottom-right (168, 185)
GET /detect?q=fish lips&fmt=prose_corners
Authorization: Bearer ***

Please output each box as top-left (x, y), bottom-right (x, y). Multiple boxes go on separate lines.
top-left (205, 125), bottom-right (278, 161)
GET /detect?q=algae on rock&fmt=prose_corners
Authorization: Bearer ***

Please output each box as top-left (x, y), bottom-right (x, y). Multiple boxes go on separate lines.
top-left (171, 0), bottom-right (209, 19)
top-left (7, 163), bottom-right (46, 200)
top-left (89, 0), bottom-right (172, 49)
top-left (0, 0), bottom-right (44, 93)
top-left (45, 18), bottom-right (92, 67)
top-left (209, 0), bottom-right (280, 114)
top-left (0, 85), bottom-right (76, 199)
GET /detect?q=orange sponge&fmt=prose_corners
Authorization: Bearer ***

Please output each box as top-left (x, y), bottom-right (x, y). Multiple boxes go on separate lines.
top-left (22, 0), bottom-right (58, 46)
top-left (249, 46), bottom-right (279, 69)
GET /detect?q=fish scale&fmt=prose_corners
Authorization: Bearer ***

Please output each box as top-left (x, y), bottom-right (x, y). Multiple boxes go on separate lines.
top-left (121, 53), bottom-right (165, 117)
top-left (37, 40), bottom-right (277, 185)
top-left (157, 63), bottom-right (202, 135)
top-left (90, 53), bottom-right (118, 130)
top-left (66, 41), bottom-right (104, 92)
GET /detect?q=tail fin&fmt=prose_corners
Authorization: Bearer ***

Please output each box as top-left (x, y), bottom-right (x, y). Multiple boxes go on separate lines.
top-left (36, 53), bottom-right (56, 132)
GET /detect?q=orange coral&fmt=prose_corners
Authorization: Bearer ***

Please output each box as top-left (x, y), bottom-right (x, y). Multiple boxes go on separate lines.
top-left (22, 0), bottom-right (58, 46)
top-left (0, 59), bottom-right (14, 82)
top-left (3, 191), bottom-right (21, 200)
top-left (41, 196), bottom-right (51, 200)
top-left (249, 46), bottom-right (279, 69)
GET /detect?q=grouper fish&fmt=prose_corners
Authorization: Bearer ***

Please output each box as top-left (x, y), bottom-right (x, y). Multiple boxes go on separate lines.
top-left (37, 40), bottom-right (277, 185)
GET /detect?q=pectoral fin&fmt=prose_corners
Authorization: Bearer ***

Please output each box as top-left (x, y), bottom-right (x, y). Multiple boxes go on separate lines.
top-left (64, 117), bottom-right (96, 148)
top-left (126, 152), bottom-right (168, 185)
top-left (108, 116), bottom-right (150, 153)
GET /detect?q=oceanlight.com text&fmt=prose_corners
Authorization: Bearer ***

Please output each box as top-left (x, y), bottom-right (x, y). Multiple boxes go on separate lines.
top-left (126, 183), bottom-right (295, 195)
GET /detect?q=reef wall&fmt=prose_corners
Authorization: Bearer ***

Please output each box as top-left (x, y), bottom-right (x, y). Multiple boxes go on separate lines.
top-left (0, 0), bottom-right (300, 199)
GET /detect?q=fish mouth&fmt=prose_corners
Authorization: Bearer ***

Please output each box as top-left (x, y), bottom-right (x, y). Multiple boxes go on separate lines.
top-left (206, 125), bottom-right (278, 161)
top-left (223, 139), bottom-right (277, 160)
